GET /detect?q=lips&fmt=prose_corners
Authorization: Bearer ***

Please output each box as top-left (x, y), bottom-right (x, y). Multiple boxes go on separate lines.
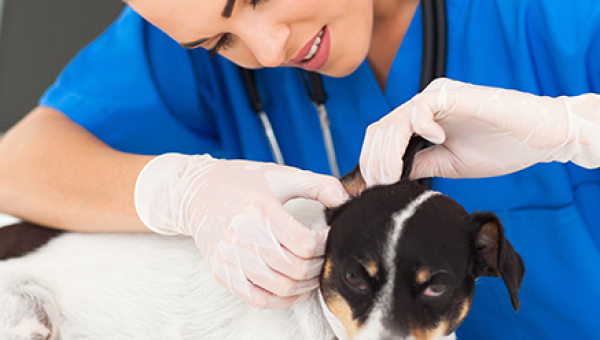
top-left (288, 26), bottom-right (330, 72)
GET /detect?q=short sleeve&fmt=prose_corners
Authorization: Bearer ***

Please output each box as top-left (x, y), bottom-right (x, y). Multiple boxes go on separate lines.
top-left (40, 7), bottom-right (222, 156)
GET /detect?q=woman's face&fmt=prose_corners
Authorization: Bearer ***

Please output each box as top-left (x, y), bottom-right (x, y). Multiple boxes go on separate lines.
top-left (128, 0), bottom-right (374, 77)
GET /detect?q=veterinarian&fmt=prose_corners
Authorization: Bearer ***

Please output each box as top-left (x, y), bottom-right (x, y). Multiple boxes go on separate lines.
top-left (0, 0), bottom-right (599, 338)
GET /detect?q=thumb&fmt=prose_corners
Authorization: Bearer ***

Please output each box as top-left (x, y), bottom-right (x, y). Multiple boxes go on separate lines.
top-left (410, 145), bottom-right (460, 179)
top-left (267, 169), bottom-right (349, 207)
top-left (302, 175), bottom-right (350, 208)
top-left (410, 102), bottom-right (447, 145)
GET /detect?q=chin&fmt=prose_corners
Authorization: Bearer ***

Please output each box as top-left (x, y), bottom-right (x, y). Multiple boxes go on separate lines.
top-left (319, 56), bottom-right (366, 78)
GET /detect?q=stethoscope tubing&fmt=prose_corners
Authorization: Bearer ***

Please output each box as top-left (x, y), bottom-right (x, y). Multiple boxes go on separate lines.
top-left (240, 0), bottom-right (447, 179)
top-left (420, 0), bottom-right (447, 91)
top-left (240, 69), bottom-right (286, 164)
top-left (304, 71), bottom-right (340, 178)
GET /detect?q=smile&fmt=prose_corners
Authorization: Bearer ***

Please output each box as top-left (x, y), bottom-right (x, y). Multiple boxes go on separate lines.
top-left (288, 27), bottom-right (330, 72)
top-left (303, 29), bottom-right (324, 61)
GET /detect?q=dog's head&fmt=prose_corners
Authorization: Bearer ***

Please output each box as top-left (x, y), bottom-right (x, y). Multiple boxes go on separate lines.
top-left (319, 137), bottom-right (525, 340)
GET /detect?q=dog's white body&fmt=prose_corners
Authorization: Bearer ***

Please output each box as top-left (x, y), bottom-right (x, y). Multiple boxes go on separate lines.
top-left (0, 192), bottom-right (476, 340)
top-left (1, 232), bottom-right (336, 340)
top-left (0, 200), bottom-right (339, 340)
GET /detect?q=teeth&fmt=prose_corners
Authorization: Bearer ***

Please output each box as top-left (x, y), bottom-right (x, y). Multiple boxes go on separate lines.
top-left (303, 29), bottom-right (324, 61)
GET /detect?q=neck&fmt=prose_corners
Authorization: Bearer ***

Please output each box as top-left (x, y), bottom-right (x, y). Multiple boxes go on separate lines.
top-left (368, 0), bottom-right (420, 91)
top-left (372, 0), bottom-right (419, 22)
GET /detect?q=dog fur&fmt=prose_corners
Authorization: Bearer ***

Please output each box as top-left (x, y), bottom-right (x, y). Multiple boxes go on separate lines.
top-left (0, 139), bottom-right (525, 340)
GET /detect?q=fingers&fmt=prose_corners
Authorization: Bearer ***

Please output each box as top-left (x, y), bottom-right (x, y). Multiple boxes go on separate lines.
top-left (244, 267), bottom-right (320, 298)
top-left (265, 169), bottom-right (349, 208)
top-left (410, 102), bottom-right (446, 144)
top-left (210, 240), bottom-right (320, 309)
top-left (258, 244), bottom-right (325, 280)
top-left (211, 258), bottom-right (311, 309)
top-left (360, 123), bottom-right (407, 186)
top-left (359, 110), bottom-right (418, 186)
top-left (358, 88), bottom-right (454, 187)
top-left (218, 242), bottom-right (319, 297)
top-left (226, 208), bottom-right (327, 279)
top-left (263, 204), bottom-right (329, 259)
top-left (218, 205), bottom-right (326, 283)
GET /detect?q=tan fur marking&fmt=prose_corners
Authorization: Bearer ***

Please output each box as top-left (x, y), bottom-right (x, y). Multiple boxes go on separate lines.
top-left (326, 292), bottom-right (360, 339)
top-left (416, 268), bottom-right (431, 284)
top-left (323, 256), bottom-right (332, 280)
top-left (411, 321), bottom-right (449, 340)
top-left (458, 299), bottom-right (471, 322)
top-left (364, 261), bottom-right (379, 278)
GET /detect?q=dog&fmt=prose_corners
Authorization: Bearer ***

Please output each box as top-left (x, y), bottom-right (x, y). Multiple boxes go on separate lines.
top-left (0, 138), bottom-right (525, 340)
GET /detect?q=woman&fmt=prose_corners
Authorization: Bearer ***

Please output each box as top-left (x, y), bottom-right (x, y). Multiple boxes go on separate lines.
top-left (0, 0), bottom-right (599, 338)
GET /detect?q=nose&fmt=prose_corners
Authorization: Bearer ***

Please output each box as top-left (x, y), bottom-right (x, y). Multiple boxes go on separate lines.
top-left (240, 22), bottom-right (290, 67)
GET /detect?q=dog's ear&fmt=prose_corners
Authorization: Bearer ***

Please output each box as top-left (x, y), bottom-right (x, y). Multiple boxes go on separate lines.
top-left (400, 135), bottom-right (427, 181)
top-left (339, 135), bottom-right (427, 198)
top-left (470, 212), bottom-right (525, 311)
top-left (339, 165), bottom-right (367, 198)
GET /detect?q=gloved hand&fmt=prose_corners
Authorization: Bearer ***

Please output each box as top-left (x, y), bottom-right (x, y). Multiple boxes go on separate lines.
top-left (360, 78), bottom-right (600, 184)
top-left (134, 154), bottom-right (348, 309)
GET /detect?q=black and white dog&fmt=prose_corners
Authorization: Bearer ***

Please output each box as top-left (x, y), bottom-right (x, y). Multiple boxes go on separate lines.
top-left (0, 138), bottom-right (525, 340)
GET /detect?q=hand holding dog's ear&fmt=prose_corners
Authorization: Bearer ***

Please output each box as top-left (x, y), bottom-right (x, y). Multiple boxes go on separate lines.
top-left (134, 154), bottom-right (348, 309)
top-left (360, 78), bottom-right (600, 184)
top-left (342, 136), bottom-right (424, 196)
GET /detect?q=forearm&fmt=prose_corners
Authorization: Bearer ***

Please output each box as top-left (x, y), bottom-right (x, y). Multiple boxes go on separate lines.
top-left (0, 106), bottom-right (153, 232)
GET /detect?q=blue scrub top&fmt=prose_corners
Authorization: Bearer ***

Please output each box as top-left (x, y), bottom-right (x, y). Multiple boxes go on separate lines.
top-left (40, 0), bottom-right (600, 338)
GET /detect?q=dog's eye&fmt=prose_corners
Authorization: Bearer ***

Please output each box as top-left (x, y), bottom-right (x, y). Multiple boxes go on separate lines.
top-left (423, 283), bottom-right (447, 297)
top-left (345, 271), bottom-right (368, 291)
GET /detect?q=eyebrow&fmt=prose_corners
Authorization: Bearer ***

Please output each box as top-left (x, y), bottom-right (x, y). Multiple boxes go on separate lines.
top-left (179, 0), bottom-right (236, 49)
top-left (221, 0), bottom-right (236, 18)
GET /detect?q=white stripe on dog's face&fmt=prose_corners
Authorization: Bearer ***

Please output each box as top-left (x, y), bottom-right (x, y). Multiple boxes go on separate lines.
top-left (354, 190), bottom-right (439, 340)
top-left (321, 180), bottom-right (515, 340)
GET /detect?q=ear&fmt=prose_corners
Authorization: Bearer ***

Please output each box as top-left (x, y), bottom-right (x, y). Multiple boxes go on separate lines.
top-left (471, 212), bottom-right (526, 311)
top-left (339, 165), bottom-right (367, 198)
top-left (339, 135), bottom-right (428, 197)
top-left (400, 135), bottom-right (427, 181)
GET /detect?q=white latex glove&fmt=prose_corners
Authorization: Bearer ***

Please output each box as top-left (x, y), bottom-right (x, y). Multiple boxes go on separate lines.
top-left (134, 154), bottom-right (348, 309)
top-left (360, 78), bottom-right (600, 184)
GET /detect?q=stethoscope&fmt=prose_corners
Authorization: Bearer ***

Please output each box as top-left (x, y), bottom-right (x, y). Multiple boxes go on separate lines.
top-left (241, 0), bottom-right (447, 178)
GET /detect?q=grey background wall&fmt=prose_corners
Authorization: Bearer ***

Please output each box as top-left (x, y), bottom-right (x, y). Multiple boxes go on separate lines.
top-left (0, 0), bottom-right (126, 132)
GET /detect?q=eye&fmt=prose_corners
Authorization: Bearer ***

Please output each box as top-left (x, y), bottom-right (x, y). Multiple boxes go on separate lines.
top-left (250, 0), bottom-right (267, 8)
top-left (209, 34), bottom-right (233, 60)
top-left (423, 283), bottom-right (447, 297)
top-left (345, 271), bottom-right (368, 292)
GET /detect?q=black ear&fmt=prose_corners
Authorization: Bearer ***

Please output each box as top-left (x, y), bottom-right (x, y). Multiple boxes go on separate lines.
top-left (339, 135), bottom-right (427, 198)
top-left (400, 135), bottom-right (427, 181)
top-left (339, 165), bottom-right (367, 198)
top-left (471, 212), bottom-right (525, 311)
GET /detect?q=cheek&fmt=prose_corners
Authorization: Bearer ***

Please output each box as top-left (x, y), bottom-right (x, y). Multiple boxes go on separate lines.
top-left (446, 298), bottom-right (473, 334)
top-left (326, 292), bottom-right (361, 339)
top-left (319, 4), bottom-right (374, 77)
